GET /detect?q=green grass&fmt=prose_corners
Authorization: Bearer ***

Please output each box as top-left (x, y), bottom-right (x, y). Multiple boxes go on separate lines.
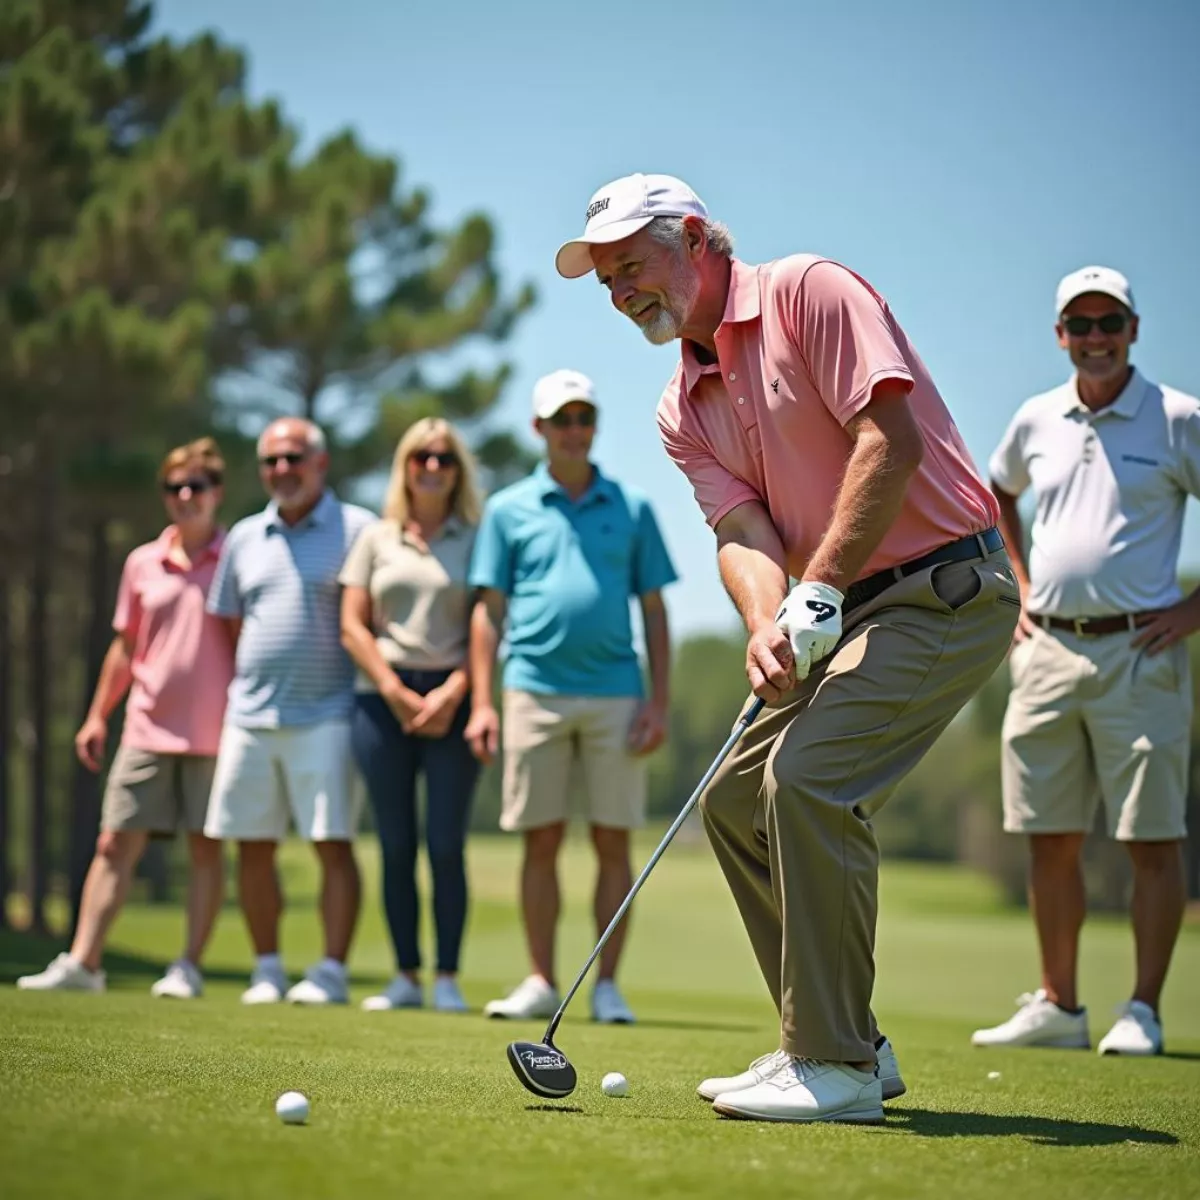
top-left (2, 830), bottom-right (1198, 1199)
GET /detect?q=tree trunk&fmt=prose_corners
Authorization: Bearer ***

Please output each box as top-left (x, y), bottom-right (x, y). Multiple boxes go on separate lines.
top-left (68, 518), bottom-right (110, 933)
top-left (0, 576), bottom-right (10, 930)
top-left (27, 462), bottom-right (53, 935)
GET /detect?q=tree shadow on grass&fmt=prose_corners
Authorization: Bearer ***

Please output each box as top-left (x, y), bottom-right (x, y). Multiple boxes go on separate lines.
top-left (886, 1106), bottom-right (1178, 1147)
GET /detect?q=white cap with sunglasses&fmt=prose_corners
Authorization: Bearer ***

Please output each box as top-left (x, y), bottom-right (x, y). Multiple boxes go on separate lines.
top-left (532, 369), bottom-right (598, 420)
top-left (1055, 266), bottom-right (1136, 317)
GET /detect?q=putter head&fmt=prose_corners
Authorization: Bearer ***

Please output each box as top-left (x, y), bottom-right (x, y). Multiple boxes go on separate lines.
top-left (507, 1039), bottom-right (578, 1099)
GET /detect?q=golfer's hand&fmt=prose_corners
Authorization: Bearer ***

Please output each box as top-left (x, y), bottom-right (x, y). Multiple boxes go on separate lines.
top-left (775, 582), bottom-right (844, 681)
top-left (74, 715), bottom-right (108, 772)
top-left (1131, 594), bottom-right (1200, 655)
top-left (465, 704), bottom-right (501, 764)
top-left (746, 622), bottom-right (795, 703)
top-left (627, 698), bottom-right (667, 756)
top-left (1011, 578), bottom-right (1038, 645)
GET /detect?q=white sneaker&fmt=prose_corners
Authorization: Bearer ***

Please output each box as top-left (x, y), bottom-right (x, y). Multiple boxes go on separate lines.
top-left (713, 1057), bottom-right (884, 1124)
top-left (484, 975), bottom-right (560, 1019)
top-left (1097, 1001), bottom-right (1163, 1056)
top-left (698, 1050), bottom-right (791, 1102)
top-left (971, 989), bottom-right (1090, 1049)
top-left (433, 976), bottom-right (469, 1013)
top-left (150, 960), bottom-right (203, 999)
top-left (876, 1037), bottom-right (907, 1101)
top-left (241, 961), bottom-right (289, 1005)
top-left (361, 975), bottom-right (424, 1011)
top-left (16, 953), bottom-right (105, 993)
top-left (287, 962), bottom-right (349, 1005)
top-left (591, 979), bottom-right (635, 1025)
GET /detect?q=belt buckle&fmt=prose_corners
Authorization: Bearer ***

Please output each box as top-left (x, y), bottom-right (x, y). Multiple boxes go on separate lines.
top-left (1073, 617), bottom-right (1091, 638)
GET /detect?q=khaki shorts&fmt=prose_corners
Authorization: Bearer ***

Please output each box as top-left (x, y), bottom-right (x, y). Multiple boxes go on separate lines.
top-left (500, 691), bottom-right (647, 832)
top-left (204, 719), bottom-right (360, 842)
top-left (101, 747), bottom-right (217, 836)
top-left (1001, 627), bottom-right (1191, 841)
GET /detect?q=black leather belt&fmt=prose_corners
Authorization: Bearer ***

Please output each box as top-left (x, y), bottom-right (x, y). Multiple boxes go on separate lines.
top-left (1033, 613), bottom-right (1142, 637)
top-left (844, 527), bottom-right (1005, 611)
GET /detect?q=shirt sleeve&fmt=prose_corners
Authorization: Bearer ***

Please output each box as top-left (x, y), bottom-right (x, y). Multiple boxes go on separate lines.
top-left (111, 552), bottom-right (142, 639)
top-left (988, 409), bottom-right (1031, 496)
top-left (785, 260), bottom-right (915, 425)
top-left (630, 498), bottom-right (679, 596)
top-left (657, 402), bottom-right (761, 530)
top-left (206, 531), bottom-right (243, 618)
top-left (338, 523), bottom-right (377, 588)
top-left (1173, 408), bottom-right (1200, 500)
top-left (467, 501), bottom-right (514, 594)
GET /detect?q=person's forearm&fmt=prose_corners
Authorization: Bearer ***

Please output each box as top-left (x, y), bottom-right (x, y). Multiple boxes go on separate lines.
top-left (341, 618), bottom-right (401, 692)
top-left (804, 428), bottom-right (921, 590)
top-left (469, 598), bottom-right (502, 710)
top-left (716, 502), bottom-right (790, 632)
top-left (641, 595), bottom-right (671, 706)
top-left (443, 666), bottom-right (470, 702)
top-left (992, 485), bottom-right (1030, 590)
top-left (86, 637), bottom-right (134, 721)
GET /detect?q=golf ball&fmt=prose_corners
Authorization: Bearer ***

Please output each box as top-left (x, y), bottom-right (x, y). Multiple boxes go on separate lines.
top-left (275, 1091), bottom-right (310, 1124)
top-left (987, 1071), bottom-right (1002, 1081)
top-left (601, 1072), bottom-right (628, 1098)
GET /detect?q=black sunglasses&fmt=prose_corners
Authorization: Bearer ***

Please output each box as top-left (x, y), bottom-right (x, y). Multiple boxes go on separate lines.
top-left (258, 452), bottom-right (308, 469)
top-left (162, 476), bottom-right (218, 496)
top-left (1063, 313), bottom-right (1129, 337)
top-left (548, 409), bottom-right (596, 429)
top-left (410, 450), bottom-right (460, 469)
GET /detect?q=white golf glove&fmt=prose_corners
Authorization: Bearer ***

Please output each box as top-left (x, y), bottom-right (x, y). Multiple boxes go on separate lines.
top-left (775, 582), bottom-right (844, 682)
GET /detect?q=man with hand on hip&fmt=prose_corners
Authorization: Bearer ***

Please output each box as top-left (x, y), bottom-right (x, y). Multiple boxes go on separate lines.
top-left (973, 267), bottom-right (1200, 1057)
top-left (556, 173), bottom-right (1018, 1123)
top-left (466, 369), bottom-right (677, 1026)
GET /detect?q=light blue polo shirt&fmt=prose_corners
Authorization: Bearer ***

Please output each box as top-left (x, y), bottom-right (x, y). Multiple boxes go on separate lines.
top-left (208, 490), bottom-right (376, 728)
top-left (469, 463), bottom-right (677, 696)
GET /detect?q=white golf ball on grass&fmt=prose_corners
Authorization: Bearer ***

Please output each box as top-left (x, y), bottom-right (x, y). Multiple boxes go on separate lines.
top-left (601, 1072), bottom-right (628, 1098)
top-left (275, 1091), bottom-right (310, 1124)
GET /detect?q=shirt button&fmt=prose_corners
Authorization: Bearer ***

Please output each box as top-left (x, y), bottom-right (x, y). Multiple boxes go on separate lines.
top-left (729, 372), bottom-right (737, 381)
top-left (737, 397), bottom-right (746, 405)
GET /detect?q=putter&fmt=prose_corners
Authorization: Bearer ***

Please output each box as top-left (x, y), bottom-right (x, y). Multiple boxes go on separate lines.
top-left (506, 696), bottom-right (767, 1099)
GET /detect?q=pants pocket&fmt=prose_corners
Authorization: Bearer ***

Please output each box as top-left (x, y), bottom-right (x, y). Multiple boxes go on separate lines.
top-left (930, 561), bottom-right (983, 611)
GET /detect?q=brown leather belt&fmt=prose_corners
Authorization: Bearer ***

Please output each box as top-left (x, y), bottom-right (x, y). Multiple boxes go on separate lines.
top-left (1033, 613), bottom-right (1142, 637)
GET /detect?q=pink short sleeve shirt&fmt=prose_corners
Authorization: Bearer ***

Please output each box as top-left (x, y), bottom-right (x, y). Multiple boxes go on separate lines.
top-left (113, 527), bottom-right (234, 755)
top-left (656, 256), bottom-right (999, 581)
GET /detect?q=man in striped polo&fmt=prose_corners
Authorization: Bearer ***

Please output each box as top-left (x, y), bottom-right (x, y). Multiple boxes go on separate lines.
top-left (974, 267), bottom-right (1200, 1056)
top-left (205, 417), bottom-right (375, 1005)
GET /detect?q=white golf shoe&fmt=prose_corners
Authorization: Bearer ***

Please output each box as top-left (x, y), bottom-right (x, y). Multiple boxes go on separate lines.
top-left (150, 959), bottom-right (203, 999)
top-left (875, 1037), bottom-right (907, 1100)
top-left (287, 961), bottom-right (349, 1005)
top-left (16, 953), bottom-right (105, 993)
top-left (712, 1056), bottom-right (884, 1124)
top-left (361, 975), bottom-right (424, 1011)
top-left (484, 975), bottom-right (560, 1019)
top-left (591, 979), bottom-right (635, 1024)
top-left (241, 961), bottom-right (289, 1005)
top-left (1097, 1001), bottom-right (1163, 1056)
top-left (971, 989), bottom-right (1090, 1049)
top-left (432, 976), bottom-right (470, 1013)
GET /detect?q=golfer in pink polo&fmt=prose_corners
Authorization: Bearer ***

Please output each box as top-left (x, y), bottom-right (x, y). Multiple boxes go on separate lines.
top-left (556, 174), bottom-right (1019, 1124)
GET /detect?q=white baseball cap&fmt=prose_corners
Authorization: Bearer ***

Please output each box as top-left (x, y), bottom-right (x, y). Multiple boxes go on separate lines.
top-left (532, 369), bottom-right (597, 420)
top-left (555, 173), bottom-right (708, 279)
top-left (1055, 265), bottom-right (1136, 316)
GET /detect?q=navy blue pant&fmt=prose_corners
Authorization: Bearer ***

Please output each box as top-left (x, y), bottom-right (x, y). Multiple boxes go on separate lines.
top-left (350, 669), bottom-right (480, 974)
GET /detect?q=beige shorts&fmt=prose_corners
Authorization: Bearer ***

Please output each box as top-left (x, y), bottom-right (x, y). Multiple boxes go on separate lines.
top-left (204, 719), bottom-right (360, 842)
top-left (101, 747), bottom-right (217, 836)
top-left (500, 691), bottom-right (647, 832)
top-left (1001, 627), bottom-right (1191, 841)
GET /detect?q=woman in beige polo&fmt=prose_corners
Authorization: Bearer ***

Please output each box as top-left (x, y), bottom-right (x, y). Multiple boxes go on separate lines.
top-left (340, 418), bottom-right (482, 1012)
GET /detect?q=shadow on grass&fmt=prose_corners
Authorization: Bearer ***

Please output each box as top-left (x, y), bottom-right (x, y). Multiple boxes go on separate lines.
top-left (629, 1017), bottom-right (761, 1034)
top-left (1161, 1051), bottom-right (1200, 1062)
top-left (525, 1104), bottom-right (587, 1115)
top-left (887, 1106), bottom-right (1178, 1147)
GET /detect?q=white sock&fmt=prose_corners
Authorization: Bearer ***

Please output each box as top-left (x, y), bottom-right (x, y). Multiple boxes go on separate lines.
top-left (319, 957), bottom-right (346, 978)
top-left (257, 953), bottom-right (283, 974)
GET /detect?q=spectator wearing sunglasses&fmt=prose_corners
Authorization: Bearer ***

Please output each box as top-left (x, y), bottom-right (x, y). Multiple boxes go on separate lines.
top-left (204, 417), bottom-right (375, 1006)
top-left (18, 439), bottom-right (233, 999)
top-left (339, 419), bottom-right (483, 1013)
top-left (976, 267), bottom-right (1200, 1056)
top-left (466, 369), bottom-right (678, 1025)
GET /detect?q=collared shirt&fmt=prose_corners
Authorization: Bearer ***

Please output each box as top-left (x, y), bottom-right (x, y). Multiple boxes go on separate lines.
top-left (989, 368), bottom-right (1200, 618)
top-left (113, 526), bottom-right (232, 755)
top-left (656, 256), bottom-right (999, 582)
top-left (208, 490), bottom-right (376, 728)
top-left (339, 516), bottom-right (477, 687)
top-left (468, 463), bottom-right (677, 696)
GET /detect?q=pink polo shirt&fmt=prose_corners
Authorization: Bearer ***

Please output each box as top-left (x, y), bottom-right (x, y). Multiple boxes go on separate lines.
top-left (657, 256), bottom-right (999, 582)
top-left (113, 527), bottom-right (233, 755)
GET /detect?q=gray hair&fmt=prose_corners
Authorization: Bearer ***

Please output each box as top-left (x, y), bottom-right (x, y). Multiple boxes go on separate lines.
top-left (257, 418), bottom-right (327, 455)
top-left (646, 215), bottom-right (735, 259)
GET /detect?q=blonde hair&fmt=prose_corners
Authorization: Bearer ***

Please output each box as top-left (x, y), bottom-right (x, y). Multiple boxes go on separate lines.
top-left (158, 436), bottom-right (225, 485)
top-left (383, 418), bottom-right (482, 527)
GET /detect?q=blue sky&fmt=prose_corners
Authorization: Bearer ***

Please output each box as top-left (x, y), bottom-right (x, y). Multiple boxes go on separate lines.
top-left (156, 0), bottom-right (1200, 637)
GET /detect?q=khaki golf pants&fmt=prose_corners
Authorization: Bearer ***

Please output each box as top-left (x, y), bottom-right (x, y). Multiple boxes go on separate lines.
top-left (700, 551), bottom-right (1019, 1063)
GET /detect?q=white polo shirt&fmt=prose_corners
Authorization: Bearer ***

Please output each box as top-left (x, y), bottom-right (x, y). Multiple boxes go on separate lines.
top-left (990, 368), bottom-right (1200, 618)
